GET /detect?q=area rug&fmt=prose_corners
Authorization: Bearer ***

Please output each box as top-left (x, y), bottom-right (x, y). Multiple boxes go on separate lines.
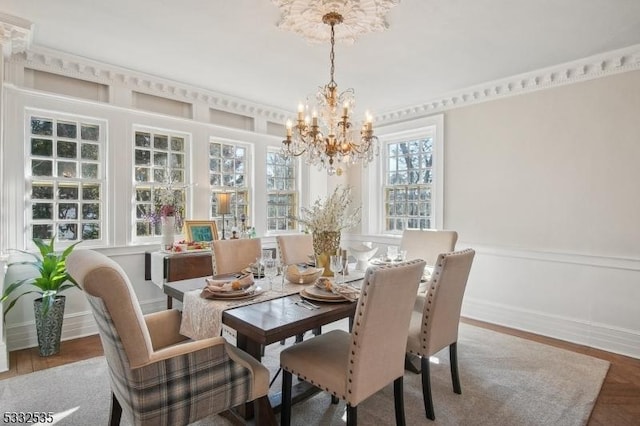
top-left (0, 323), bottom-right (609, 425)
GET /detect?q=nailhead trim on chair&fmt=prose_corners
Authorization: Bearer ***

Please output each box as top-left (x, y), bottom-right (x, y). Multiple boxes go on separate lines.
top-left (284, 260), bottom-right (427, 408)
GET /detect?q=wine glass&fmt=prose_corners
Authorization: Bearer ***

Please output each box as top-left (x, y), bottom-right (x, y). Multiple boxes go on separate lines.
top-left (263, 258), bottom-right (278, 291)
top-left (258, 250), bottom-right (273, 278)
top-left (330, 255), bottom-right (343, 286)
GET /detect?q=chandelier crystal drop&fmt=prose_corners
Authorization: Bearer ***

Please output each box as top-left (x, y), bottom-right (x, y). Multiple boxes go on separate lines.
top-left (281, 11), bottom-right (379, 176)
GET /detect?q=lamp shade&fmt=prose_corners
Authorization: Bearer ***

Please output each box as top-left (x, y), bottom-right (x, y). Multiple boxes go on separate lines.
top-left (217, 192), bottom-right (231, 215)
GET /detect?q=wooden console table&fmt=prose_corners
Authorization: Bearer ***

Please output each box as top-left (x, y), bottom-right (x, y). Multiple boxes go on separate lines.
top-left (144, 250), bottom-right (213, 308)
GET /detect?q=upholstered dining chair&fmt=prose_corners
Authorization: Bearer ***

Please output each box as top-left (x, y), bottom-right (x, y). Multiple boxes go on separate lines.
top-left (211, 238), bottom-right (262, 275)
top-left (280, 259), bottom-right (427, 426)
top-left (406, 248), bottom-right (475, 421)
top-left (66, 249), bottom-right (276, 426)
top-left (276, 234), bottom-right (314, 266)
top-left (399, 229), bottom-right (458, 267)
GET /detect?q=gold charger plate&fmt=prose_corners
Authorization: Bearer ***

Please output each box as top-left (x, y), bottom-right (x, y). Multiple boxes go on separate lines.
top-left (300, 287), bottom-right (348, 302)
top-left (206, 286), bottom-right (264, 300)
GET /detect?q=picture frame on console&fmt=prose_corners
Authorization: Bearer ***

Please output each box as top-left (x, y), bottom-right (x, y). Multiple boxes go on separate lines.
top-left (184, 220), bottom-right (219, 242)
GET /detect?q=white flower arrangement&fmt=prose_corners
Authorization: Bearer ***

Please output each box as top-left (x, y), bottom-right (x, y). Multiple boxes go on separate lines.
top-left (295, 185), bottom-right (361, 233)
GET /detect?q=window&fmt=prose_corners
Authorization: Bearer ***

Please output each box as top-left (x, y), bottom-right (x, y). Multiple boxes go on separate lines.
top-left (209, 141), bottom-right (250, 235)
top-left (27, 114), bottom-right (106, 244)
top-left (266, 151), bottom-right (297, 232)
top-left (384, 138), bottom-right (434, 231)
top-left (133, 129), bottom-right (187, 238)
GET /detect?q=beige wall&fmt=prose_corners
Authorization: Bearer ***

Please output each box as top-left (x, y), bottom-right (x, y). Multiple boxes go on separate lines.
top-left (445, 70), bottom-right (640, 258)
top-left (437, 71), bottom-right (640, 357)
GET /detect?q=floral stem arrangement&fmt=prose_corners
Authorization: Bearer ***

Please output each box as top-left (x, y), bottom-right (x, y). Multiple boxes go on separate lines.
top-left (295, 185), bottom-right (361, 234)
top-left (293, 185), bottom-right (361, 276)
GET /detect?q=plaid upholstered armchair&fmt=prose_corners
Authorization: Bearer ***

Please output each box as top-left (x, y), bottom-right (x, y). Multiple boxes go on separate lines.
top-left (67, 249), bottom-right (276, 426)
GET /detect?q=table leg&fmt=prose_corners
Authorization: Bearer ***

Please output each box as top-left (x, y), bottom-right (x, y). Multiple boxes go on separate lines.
top-left (166, 295), bottom-right (172, 310)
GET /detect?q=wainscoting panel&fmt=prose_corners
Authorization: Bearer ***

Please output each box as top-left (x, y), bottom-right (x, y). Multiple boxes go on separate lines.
top-left (345, 235), bottom-right (640, 359)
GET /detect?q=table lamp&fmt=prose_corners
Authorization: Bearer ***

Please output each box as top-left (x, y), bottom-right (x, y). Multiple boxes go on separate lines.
top-left (217, 192), bottom-right (231, 239)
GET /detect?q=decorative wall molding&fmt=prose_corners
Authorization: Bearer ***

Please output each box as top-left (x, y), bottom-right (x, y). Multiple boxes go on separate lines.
top-left (376, 43), bottom-right (640, 124)
top-left (273, 0), bottom-right (399, 44)
top-left (463, 297), bottom-right (640, 359)
top-left (0, 13), bottom-right (32, 58)
top-left (346, 234), bottom-right (640, 271)
top-left (8, 42), bottom-right (640, 128)
top-left (12, 46), bottom-right (290, 123)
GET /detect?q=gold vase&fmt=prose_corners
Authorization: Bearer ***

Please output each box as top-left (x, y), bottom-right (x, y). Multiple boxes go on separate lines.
top-left (313, 231), bottom-right (340, 277)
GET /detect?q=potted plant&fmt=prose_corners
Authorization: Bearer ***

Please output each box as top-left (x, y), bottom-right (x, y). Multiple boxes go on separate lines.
top-left (1, 236), bottom-right (82, 356)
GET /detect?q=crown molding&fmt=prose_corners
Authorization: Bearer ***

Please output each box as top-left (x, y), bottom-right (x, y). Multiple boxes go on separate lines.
top-left (0, 13), bottom-right (32, 58)
top-left (376, 43), bottom-right (640, 124)
top-left (12, 45), bottom-right (290, 123)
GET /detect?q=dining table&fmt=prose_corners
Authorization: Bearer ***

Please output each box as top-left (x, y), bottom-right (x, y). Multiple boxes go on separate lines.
top-left (163, 270), bottom-right (365, 419)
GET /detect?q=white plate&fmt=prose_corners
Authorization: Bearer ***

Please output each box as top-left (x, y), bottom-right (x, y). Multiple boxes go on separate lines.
top-left (300, 288), bottom-right (350, 303)
top-left (206, 286), bottom-right (264, 300)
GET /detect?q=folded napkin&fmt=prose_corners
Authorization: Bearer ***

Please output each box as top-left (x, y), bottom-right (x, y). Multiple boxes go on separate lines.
top-left (331, 284), bottom-right (360, 302)
top-left (201, 274), bottom-right (254, 298)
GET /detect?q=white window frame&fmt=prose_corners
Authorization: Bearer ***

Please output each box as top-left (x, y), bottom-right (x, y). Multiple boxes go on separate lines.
top-left (25, 110), bottom-right (108, 248)
top-left (131, 126), bottom-right (190, 243)
top-left (265, 148), bottom-right (299, 233)
top-left (209, 138), bottom-right (252, 238)
top-left (362, 114), bottom-right (444, 235)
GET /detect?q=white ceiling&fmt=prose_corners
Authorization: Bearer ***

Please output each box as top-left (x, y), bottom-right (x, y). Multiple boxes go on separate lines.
top-left (2, 0), bottom-right (640, 116)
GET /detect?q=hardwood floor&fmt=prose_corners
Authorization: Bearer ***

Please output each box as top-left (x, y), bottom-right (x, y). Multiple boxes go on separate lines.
top-left (1, 319), bottom-right (638, 425)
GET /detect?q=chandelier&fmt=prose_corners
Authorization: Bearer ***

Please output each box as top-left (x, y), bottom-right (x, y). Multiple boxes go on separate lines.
top-left (282, 11), bottom-right (378, 176)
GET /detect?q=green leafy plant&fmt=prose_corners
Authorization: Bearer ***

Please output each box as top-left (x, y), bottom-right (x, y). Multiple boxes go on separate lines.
top-left (1, 236), bottom-right (82, 318)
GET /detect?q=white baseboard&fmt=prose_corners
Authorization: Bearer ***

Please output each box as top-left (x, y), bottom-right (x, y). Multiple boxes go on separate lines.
top-left (463, 297), bottom-right (640, 359)
top-left (5, 298), bottom-right (166, 352)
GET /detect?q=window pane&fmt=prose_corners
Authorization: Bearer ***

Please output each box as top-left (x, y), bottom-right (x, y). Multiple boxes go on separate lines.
top-left (32, 160), bottom-right (53, 176)
top-left (32, 183), bottom-right (53, 199)
top-left (31, 118), bottom-right (53, 136)
top-left (81, 143), bottom-right (99, 160)
top-left (57, 121), bottom-right (77, 138)
top-left (31, 139), bottom-right (53, 156)
top-left (32, 224), bottom-right (53, 239)
top-left (82, 184), bottom-right (100, 200)
top-left (32, 203), bottom-right (53, 219)
top-left (82, 203), bottom-right (100, 219)
top-left (59, 203), bottom-right (78, 219)
top-left (81, 124), bottom-right (99, 141)
top-left (58, 162), bottom-right (77, 178)
top-left (82, 163), bottom-right (99, 179)
top-left (135, 132), bottom-right (151, 147)
top-left (82, 223), bottom-right (100, 240)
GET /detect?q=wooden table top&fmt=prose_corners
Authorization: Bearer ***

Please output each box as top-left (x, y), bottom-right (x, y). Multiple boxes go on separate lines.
top-left (222, 295), bottom-right (356, 347)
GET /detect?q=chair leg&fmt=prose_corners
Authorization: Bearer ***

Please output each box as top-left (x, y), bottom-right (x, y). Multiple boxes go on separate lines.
top-left (450, 342), bottom-right (462, 394)
top-left (346, 404), bottom-right (357, 426)
top-left (109, 392), bottom-right (122, 426)
top-left (421, 356), bottom-right (435, 420)
top-left (331, 395), bottom-right (339, 404)
top-left (254, 394), bottom-right (277, 426)
top-left (393, 376), bottom-right (406, 426)
top-left (281, 370), bottom-right (293, 426)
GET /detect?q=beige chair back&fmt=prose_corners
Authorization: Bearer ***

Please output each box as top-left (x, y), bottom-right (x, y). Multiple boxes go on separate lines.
top-left (399, 229), bottom-right (458, 266)
top-left (212, 238), bottom-right (262, 275)
top-left (409, 249), bottom-right (475, 357)
top-left (348, 259), bottom-right (426, 405)
top-left (276, 234), bottom-right (314, 265)
top-left (67, 249), bottom-right (153, 369)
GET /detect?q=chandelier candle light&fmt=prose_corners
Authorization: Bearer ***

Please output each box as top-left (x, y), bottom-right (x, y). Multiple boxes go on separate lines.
top-left (282, 11), bottom-right (378, 176)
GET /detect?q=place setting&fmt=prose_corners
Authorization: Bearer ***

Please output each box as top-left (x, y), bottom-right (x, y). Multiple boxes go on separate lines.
top-left (200, 272), bottom-right (265, 300)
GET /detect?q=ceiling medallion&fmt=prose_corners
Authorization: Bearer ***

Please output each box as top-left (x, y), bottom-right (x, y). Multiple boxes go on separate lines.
top-left (272, 0), bottom-right (400, 44)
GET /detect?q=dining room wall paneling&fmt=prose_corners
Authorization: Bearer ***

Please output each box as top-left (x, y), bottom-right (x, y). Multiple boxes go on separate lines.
top-left (348, 70), bottom-right (640, 358)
